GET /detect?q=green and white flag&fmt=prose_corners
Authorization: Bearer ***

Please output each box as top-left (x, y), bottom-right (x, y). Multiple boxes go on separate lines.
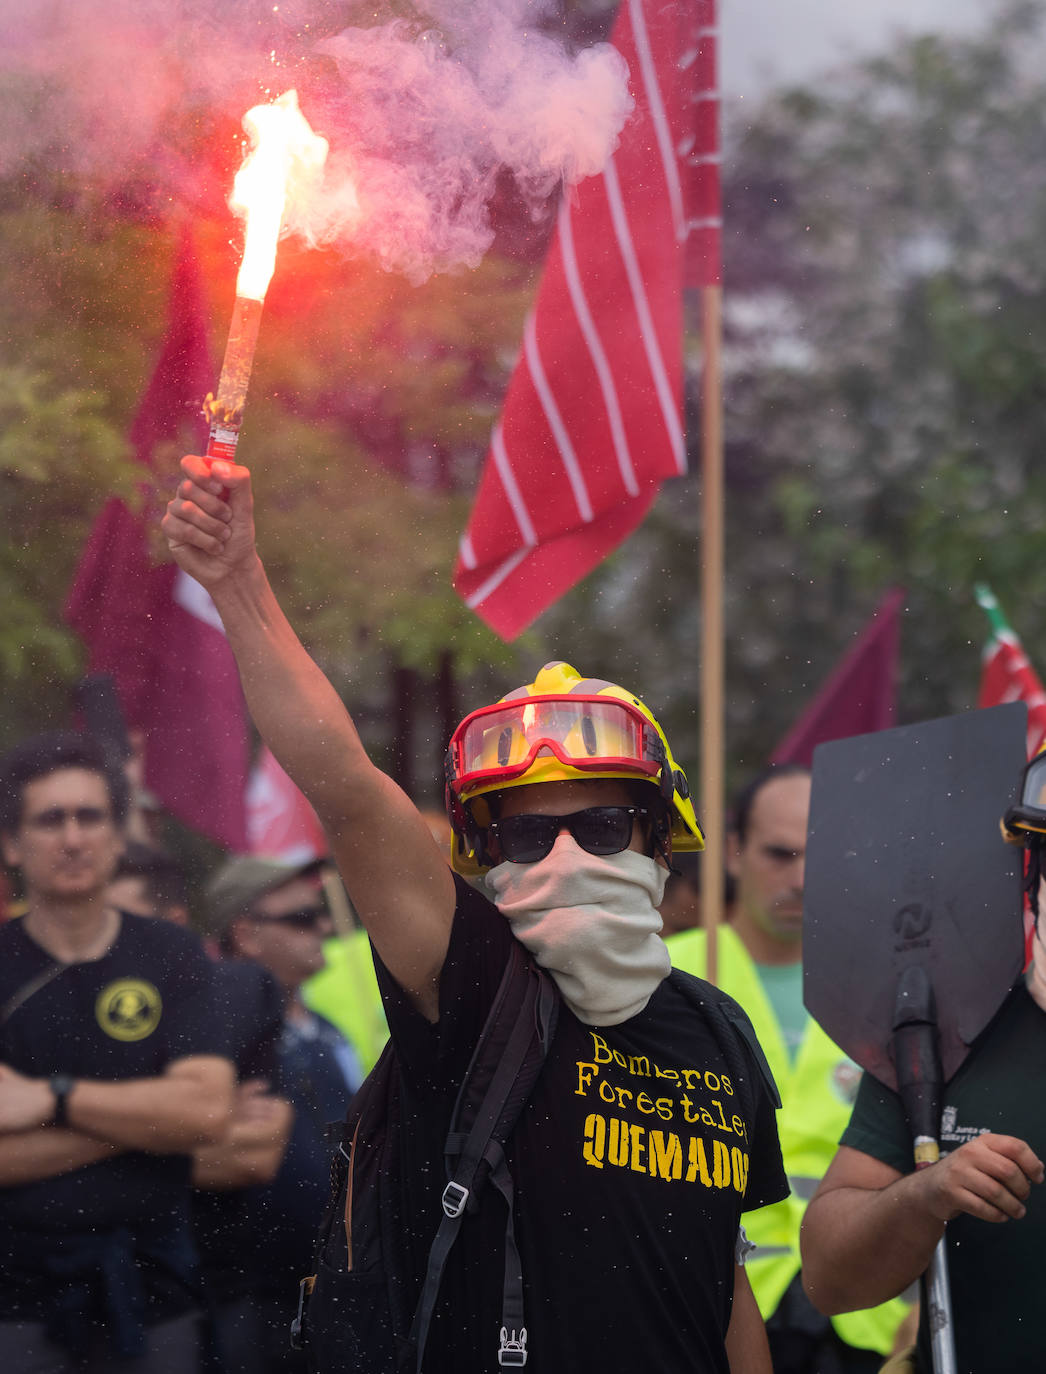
top-left (976, 583), bottom-right (1046, 758)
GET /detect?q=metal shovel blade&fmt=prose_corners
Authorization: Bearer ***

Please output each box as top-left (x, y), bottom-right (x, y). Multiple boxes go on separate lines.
top-left (803, 702), bottom-right (1026, 1088)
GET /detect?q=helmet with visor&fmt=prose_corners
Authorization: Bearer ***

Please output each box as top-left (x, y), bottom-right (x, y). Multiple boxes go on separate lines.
top-left (445, 661), bottom-right (704, 875)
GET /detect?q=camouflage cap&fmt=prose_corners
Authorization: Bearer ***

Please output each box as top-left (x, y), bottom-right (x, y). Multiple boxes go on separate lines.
top-left (204, 854), bottom-right (324, 934)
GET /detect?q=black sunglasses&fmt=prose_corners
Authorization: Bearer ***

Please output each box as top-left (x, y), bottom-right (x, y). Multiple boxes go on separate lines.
top-left (487, 806), bottom-right (650, 865)
top-left (250, 906), bottom-right (329, 931)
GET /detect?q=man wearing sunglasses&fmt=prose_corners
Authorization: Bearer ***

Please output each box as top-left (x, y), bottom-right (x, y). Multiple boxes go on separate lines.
top-left (0, 730), bottom-right (234, 1373)
top-left (203, 856), bottom-right (364, 1374)
top-left (163, 454), bottom-right (787, 1374)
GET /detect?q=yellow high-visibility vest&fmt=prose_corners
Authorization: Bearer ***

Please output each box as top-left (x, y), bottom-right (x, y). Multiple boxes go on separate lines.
top-left (303, 929), bottom-right (389, 1076)
top-left (668, 924), bottom-right (909, 1357)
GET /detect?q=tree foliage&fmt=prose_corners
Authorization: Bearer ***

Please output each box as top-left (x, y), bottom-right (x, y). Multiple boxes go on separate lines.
top-left (536, 0), bottom-right (1046, 786)
top-left (0, 205), bottom-right (148, 741)
top-left (7, 0), bottom-right (1046, 811)
top-left (0, 191), bottom-right (541, 758)
top-left (0, 0), bottom-right (624, 759)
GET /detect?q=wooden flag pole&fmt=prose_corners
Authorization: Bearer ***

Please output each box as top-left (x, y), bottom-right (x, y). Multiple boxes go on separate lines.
top-left (699, 282), bottom-right (724, 985)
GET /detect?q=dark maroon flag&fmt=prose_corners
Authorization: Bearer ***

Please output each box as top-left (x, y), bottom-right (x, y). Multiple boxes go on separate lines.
top-left (66, 230), bottom-right (249, 850)
top-left (770, 588), bottom-right (904, 769)
top-left (454, 0), bottom-right (720, 639)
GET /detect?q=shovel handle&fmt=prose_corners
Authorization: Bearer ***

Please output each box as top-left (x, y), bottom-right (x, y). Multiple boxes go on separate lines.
top-left (926, 1235), bottom-right (957, 1374)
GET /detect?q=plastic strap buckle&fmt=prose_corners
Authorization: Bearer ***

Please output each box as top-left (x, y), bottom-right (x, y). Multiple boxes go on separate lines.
top-left (442, 1181), bottom-right (469, 1218)
top-left (289, 1274), bottom-right (314, 1351)
top-left (498, 1327), bottom-right (528, 1366)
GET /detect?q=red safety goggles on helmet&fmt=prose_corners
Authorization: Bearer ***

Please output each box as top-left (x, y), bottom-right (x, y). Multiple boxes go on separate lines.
top-left (446, 695), bottom-right (666, 799)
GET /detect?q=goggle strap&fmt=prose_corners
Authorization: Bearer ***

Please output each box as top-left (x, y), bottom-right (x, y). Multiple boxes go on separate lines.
top-left (643, 733), bottom-right (665, 766)
top-left (451, 741), bottom-right (660, 798)
top-left (642, 735), bottom-right (674, 802)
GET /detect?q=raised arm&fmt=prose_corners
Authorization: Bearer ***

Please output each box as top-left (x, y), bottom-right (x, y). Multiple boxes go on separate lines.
top-left (161, 455), bottom-right (456, 1019)
top-left (801, 1135), bottom-right (1045, 1314)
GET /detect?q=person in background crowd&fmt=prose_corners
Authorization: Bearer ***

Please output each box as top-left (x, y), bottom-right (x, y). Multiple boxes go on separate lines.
top-left (800, 753), bottom-right (1046, 1374)
top-left (0, 869), bottom-right (20, 921)
top-left (105, 842), bottom-right (295, 1374)
top-left (0, 731), bottom-right (234, 1373)
top-left (668, 764), bottom-right (912, 1373)
top-left (302, 810), bottom-right (450, 1073)
top-left (108, 841), bottom-right (192, 927)
top-left (658, 850), bottom-right (737, 939)
top-left (204, 856), bottom-right (363, 1373)
top-left (301, 862), bottom-right (388, 1077)
top-left (190, 945), bottom-right (293, 1374)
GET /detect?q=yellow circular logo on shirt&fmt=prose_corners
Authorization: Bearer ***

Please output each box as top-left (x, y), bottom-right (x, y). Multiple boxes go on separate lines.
top-left (95, 979), bottom-right (163, 1041)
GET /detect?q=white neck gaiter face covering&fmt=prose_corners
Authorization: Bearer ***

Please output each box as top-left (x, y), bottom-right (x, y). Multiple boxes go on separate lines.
top-left (486, 833), bottom-right (670, 1026)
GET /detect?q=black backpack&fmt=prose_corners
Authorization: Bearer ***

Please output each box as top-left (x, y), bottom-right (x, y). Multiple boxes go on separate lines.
top-left (292, 952), bottom-right (778, 1374)
top-left (293, 938), bottom-right (559, 1374)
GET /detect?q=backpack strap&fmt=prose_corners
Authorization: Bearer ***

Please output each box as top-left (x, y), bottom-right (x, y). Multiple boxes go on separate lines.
top-left (484, 1141), bottom-right (527, 1368)
top-left (668, 968), bottom-right (782, 1126)
top-left (482, 969), bottom-right (557, 1370)
top-left (407, 940), bottom-right (559, 1373)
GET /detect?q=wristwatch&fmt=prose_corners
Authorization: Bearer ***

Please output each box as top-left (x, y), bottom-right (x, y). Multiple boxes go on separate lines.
top-left (49, 1074), bottom-right (75, 1128)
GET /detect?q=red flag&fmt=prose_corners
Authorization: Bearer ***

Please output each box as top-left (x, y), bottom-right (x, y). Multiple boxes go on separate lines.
top-left (66, 230), bottom-right (249, 851)
top-left (454, 0), bottom-right (720, 639)
top-left (975, 584), bottom-right (1046, 758)
top-left (246, 745), bottom-right (328, 864)
top-left (770, 588), bottom-right (904, 768)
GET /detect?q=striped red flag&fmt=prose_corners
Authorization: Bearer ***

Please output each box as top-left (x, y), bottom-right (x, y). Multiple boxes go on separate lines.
top-left (454, 0), bottom-right (719, 639)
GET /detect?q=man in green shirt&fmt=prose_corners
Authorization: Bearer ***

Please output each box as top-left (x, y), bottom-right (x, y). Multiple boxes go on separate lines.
top-left (669, 765), bottom-right (910, 1373)
top-left (801, 750), bottom-right (1046, 1373)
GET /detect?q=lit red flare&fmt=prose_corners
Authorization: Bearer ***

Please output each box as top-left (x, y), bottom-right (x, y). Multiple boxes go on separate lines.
top-left (205, 90), bottom-right (328, 462)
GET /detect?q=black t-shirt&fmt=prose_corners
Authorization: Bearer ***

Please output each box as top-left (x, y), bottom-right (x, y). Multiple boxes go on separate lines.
top-left (209, 956), bottom-right (284, 1081)
top-left (0, 912), bottom-right (226, 1317)
top-left (191, 957), bottom-right (284, 1302)
top-left (841, 982), bottom-right (1046, 1374)
top-left (194, 955), bottom-right (358, 1305)
top-left (374, 874), bottom-right (787, 1374)
top-left (248, 1009), bottom-right (360, 1298)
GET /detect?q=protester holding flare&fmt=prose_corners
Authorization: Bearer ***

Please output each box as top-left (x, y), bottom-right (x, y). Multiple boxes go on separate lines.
top-left (162, 452), bottom-right (786, 1373)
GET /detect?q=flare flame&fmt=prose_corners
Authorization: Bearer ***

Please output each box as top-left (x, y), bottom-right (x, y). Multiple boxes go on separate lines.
top-left (205, 90), bottom-right (328, 456)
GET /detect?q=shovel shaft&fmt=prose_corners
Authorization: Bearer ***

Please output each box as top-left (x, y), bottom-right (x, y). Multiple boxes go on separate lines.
top-left (927, 1236), bottom-right (957, 1374)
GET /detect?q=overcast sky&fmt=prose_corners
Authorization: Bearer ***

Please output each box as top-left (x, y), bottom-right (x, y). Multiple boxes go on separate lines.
top-left (720, 0), bottom-right (988, 100)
